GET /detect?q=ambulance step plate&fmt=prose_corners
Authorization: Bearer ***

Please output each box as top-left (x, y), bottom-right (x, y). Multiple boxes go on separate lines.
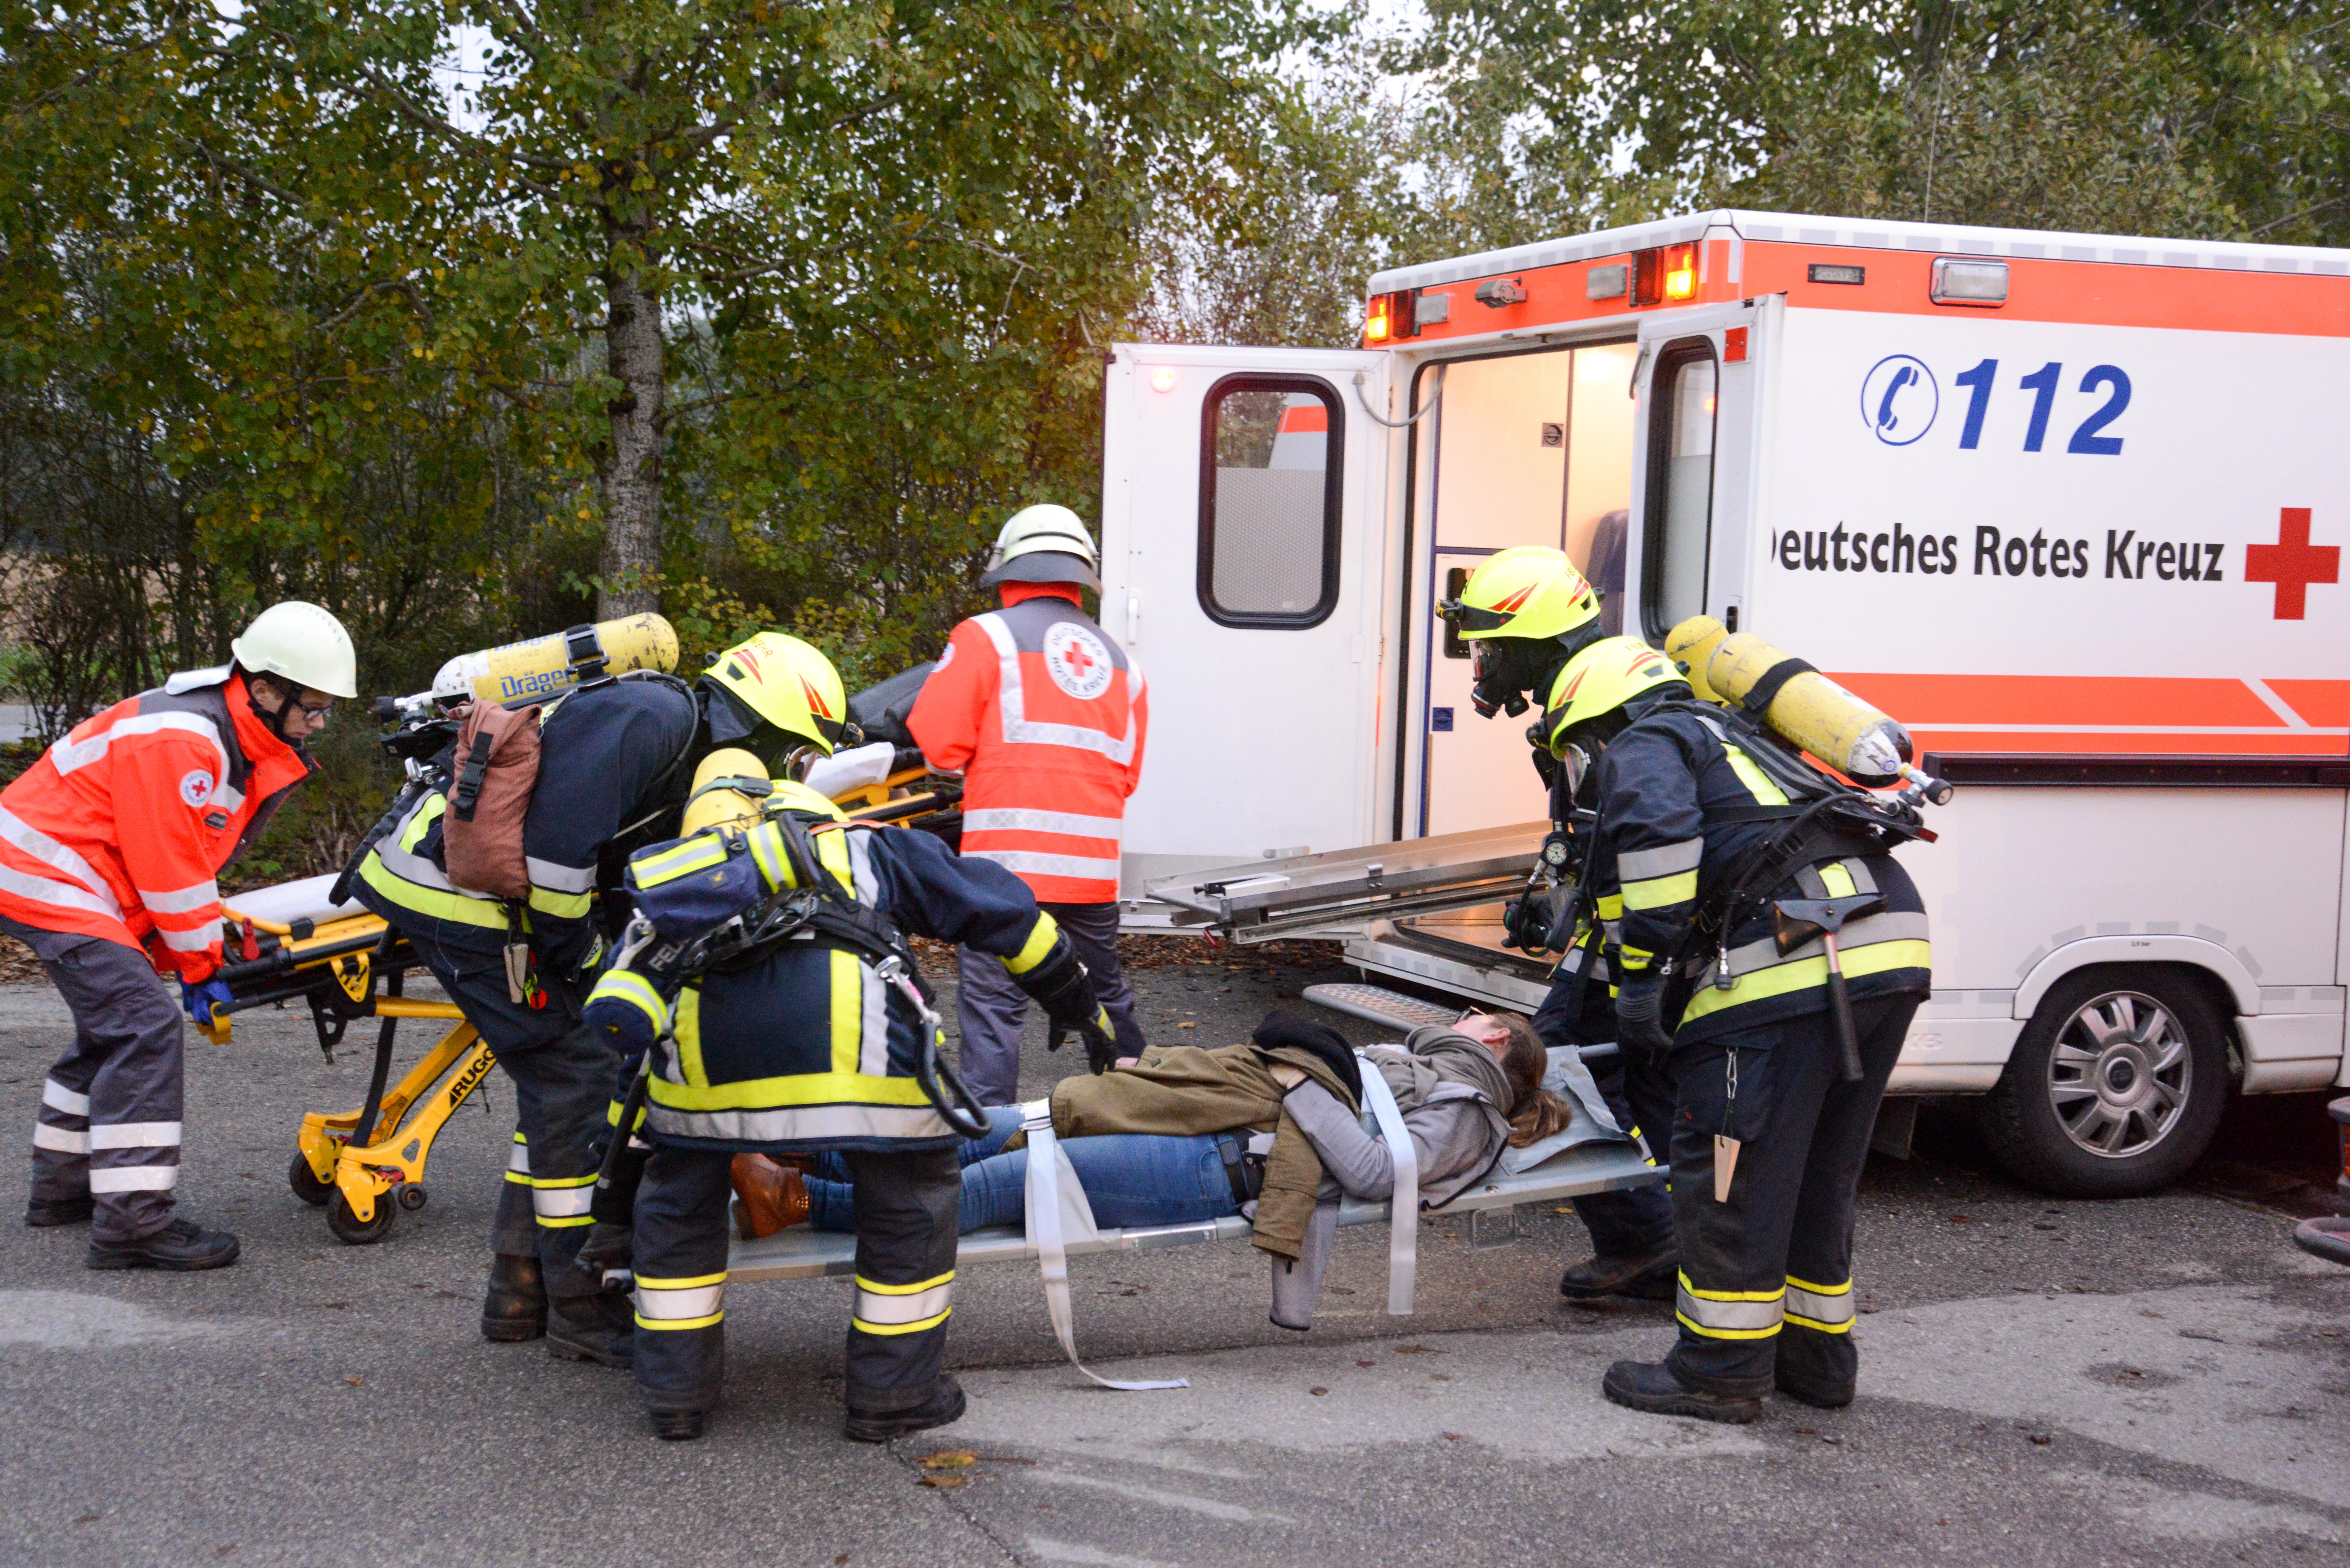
top-left (1302, 983), bottom-right (1462, 1032)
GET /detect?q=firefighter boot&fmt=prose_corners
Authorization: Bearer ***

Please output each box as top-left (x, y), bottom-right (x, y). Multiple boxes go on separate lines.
top-left (481, 1251), bottom-right (548, 1343)
top-left (547, 1286), bottom-right (635, 1369)
top-left (1601, 1359), bottom-right (1764, 1424)
top-left (650, 1410), bottom-right (706, 1442)
top-left (844, 1372), bottom-right (967, 1443)
top-left (1773, 1323), bottom-right (1857, 1410)
top-left (1559, 1239), bottom-right (1678, 1301)
top-left (86, 1216), bottom-right (240, 1272)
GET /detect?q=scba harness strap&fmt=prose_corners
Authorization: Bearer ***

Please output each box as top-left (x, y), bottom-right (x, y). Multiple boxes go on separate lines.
top-left (644, 808), bottom-right (991, 1139)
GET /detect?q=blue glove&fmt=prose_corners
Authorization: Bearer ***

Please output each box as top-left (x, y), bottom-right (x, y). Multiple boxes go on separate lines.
top-left (181, 976), bottom-right (235, 1026)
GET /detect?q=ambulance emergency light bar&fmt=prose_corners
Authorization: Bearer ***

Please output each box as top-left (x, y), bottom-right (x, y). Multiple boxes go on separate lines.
top-left (1364, 241), bottom-right (1700, 341)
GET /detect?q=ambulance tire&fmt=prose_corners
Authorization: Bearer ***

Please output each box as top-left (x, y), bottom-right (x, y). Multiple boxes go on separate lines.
top-left (1978, 967), bottom-right (2227, 1199)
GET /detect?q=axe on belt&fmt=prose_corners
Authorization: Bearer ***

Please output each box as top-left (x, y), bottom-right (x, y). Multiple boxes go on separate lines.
top-left (1771, 893), bottom-right (1884, 1084)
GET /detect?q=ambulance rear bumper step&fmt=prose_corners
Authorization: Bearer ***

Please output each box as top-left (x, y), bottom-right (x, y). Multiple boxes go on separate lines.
top-left (1144, 821), bottom-right (1546, 943)
top-left (1302, 982), bottom-right (1465, 1032)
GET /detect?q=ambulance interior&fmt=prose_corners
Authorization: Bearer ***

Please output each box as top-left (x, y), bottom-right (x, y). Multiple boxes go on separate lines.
top-left (1404, 341), bottom-right (1642, 954)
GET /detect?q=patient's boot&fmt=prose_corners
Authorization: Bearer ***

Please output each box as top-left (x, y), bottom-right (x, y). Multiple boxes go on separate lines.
top-left (1560, 1238), bottom-right (1678, 1301)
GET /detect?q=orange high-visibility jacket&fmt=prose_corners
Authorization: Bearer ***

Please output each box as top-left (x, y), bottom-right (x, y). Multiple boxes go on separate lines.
top-left (0, 671), bottom-right (312, 981)
top-left (907, 587), bottom-right (1147, 904)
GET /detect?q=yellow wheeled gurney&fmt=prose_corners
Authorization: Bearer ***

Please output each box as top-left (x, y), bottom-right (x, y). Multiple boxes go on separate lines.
top-left (210, 875), bottom-right (493, 1246)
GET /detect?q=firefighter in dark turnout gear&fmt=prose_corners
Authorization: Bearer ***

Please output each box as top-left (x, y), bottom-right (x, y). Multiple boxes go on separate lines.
top-left (580, 745), bottom-right (1122, 1443)
top-left (1535, 637), bottom-right (1932, 1423)
top-left (349, 630), bottom-right (851, 1366)
top-left (1441, 549), bottom-right (1677, 1299)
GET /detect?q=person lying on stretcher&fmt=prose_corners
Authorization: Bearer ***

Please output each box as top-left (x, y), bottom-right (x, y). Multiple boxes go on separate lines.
top-left (741, 1008), bottom-right (1580, 1327)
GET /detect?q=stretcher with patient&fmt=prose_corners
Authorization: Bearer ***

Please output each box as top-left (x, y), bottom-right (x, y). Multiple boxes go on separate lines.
top-left (210, 850), bottom-right (1660, 1378)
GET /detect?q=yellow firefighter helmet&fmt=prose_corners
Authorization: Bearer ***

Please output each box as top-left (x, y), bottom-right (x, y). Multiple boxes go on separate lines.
top-left (702, 632), bottom-right (848, 757)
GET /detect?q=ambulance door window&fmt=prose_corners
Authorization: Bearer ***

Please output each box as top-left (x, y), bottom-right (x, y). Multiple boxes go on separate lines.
top-left (1642, 343), bottom-right (1717, 638)
top-left (1199, 377), bottom-right (1343, 628)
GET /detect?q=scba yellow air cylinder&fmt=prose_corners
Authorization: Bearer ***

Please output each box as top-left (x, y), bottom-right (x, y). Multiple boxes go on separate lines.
top-left (1663, 615), bottom-right (1912, 787)
top-left (431, 614), bottom-right (680, 705)
top-left (682, 750), bottom-right (770, 835)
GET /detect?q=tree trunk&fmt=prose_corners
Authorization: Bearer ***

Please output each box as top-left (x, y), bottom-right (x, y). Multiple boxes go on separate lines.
top-left (597, 262), bottom-right (666, 617)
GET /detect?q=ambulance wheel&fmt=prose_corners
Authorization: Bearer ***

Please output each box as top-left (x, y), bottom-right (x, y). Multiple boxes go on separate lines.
top-left (1979, 967), bottom-right (2227, 1199)
top-left (288, 1153), bottom-right (333, 1208)
top-left (326, 1187), bottom-right (398, 1245)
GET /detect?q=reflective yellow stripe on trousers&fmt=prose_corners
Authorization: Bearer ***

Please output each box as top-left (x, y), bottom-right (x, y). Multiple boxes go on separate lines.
top-left (1675, 1270), bottom-right (1785, 1341)
top-left (853, 1271), bottom-right (954, 1336)
top-left (635, 1271), bottom-right (727, 1332)
top-left (1785, 1275), bottom-right (1856, 1333)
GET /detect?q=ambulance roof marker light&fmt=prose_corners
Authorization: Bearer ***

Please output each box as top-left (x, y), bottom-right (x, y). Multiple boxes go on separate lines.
top-left (1364, 294), bottom-right (1393, 343)
top-left (1931, 257), bottom-right (2009, 307)
top-left (1662, 243), bottom-right (1699, 300)
top-left (1149, 366), bottom-right (1177, 393)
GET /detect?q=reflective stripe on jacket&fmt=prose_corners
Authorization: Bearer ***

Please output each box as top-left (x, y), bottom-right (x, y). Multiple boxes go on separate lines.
top-left (350, 677), bottom-right (697, 967)
top-left (590, 817), bottom-right (1057, 1153)
top-left (906, 589), bottom-right (1146, 903)
top-left (1584, 702), bottom-right (1931, 1044)
top-left (0, 672), bottom-right (310, 980)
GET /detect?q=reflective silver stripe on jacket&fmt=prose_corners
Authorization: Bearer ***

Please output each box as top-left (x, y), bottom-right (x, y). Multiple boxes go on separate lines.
top-left (966, 848), bottom-right (1122, 882)
top-left (973, 612), bottom-right (1144, 765)
top-left (644, 1102), bottom-right (954, 1145)
top-left (1693, 909), bottom-right (1931, 987)
top-left (0, 805), bottom-right (125, 919)
top-left (49, 711), bottom-right (229, 779)
top-left (961, 807), bottom-right (1124, 840)
top-left (1617, 838), bottom-right (1703, 881)
top-left (135, 880), bottom-right (221, 915)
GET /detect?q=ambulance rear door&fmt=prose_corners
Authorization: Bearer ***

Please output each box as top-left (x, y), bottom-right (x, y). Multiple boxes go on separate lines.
top-left (1099, 343), bottom-right (1392, 910)
top-left (1624, 297), bottom-right (1778, 641)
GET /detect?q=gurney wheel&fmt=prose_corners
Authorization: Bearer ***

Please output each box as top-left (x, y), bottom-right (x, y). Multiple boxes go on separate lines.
top-left (288, 1154), bottom-right (333, 1208)
top-left (326, 1187), bottom-right (397, 1246)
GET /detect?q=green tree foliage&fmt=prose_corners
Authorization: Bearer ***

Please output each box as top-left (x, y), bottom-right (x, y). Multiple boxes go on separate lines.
top-left (1395, 0), bottom-right (2347, 245)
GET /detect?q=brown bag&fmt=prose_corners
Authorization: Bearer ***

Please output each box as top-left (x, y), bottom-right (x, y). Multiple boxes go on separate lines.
top-left (441, 699), bottom-right (543, 900)
top-left (731, 1153), bottom-right (811, 1239)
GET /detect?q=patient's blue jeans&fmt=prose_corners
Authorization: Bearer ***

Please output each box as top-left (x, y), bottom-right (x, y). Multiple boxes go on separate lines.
top-left (805, 1105), bottom-right (1241, 1234)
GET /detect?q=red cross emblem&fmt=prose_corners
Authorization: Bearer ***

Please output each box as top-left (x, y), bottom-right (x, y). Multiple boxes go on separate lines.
top-left (2244, 507), bottom-right (2339, 620)
top-left (1062, 643), bottom-right (1096, 678)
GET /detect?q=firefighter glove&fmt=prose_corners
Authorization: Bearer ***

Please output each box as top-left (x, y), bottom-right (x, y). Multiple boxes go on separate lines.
top-left (1614, 971), bottom-right (1674, 1058)
top-left (575, 1220), bottom-right (634, 1276)
top-left (180, 976), bottom-right (234, 1027)
top-left (1015, 938), bottom-right (1125, 1075)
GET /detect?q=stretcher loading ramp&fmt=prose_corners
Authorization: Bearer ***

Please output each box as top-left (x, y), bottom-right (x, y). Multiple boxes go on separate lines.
top-left (1143, 822), bottom-right (1548, 944)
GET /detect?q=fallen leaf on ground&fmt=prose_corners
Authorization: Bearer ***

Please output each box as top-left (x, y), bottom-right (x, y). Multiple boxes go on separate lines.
top-left (1440, 1432), bottom-right (1464, 1440)
top-left (1309, 1387), bottom-right (1328, 1396)
top-left (916, 1474), bottom-right (967, 1489)
top-left (1394, 1345), bottom-right (1436, 1355)
top-left (919, 1452), bottom-right (978, 1470)
top-left (1356, 1360), bottom-right (1376, 1367)
top-left (344, 1376), bottom-right (364, 1387)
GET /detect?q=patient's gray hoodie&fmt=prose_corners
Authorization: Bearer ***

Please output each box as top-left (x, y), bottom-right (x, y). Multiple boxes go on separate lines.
top-left (1267, 1025), bottom-right (1514, 1328)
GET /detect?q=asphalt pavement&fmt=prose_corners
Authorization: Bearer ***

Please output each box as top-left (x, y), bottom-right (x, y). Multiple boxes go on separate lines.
top-left (0, 945), bottom-right (2345, 1567)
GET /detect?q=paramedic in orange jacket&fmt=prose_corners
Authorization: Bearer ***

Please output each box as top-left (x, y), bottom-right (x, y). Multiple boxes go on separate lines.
top-left (0, 602), bottom-right (354, 1269)
top-left (907, 505), bottom-right (1147, 1104)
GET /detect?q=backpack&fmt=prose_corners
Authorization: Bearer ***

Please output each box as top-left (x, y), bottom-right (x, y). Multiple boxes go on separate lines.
top-left (442, 697), bottom-right (544, 900)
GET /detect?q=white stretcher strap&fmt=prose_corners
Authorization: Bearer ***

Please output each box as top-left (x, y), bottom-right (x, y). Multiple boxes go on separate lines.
top-left (1355, 1049), bottom-right (1417, 1315)
top-left (1021, 1100), bottom-right (1187, 1392)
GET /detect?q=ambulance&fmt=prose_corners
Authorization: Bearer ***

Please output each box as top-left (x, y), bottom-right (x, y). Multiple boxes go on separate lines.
top-left (1098, 209), bottom-right (2350, 1197)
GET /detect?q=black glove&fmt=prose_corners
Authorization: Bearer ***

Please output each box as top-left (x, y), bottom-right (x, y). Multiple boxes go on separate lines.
top-left (1614, 969), bottom-right (1674, 1057)
top-left (576, 1220), bottom-right (633, 1276)
top-left (1013, 936), bottom-right (1124, 1074)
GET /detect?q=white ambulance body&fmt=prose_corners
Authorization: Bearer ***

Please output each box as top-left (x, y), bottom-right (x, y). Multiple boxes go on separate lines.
top-left (1097, 210), bottom-right (2350, 1193)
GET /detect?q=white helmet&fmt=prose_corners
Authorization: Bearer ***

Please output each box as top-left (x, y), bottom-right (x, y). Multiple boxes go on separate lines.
top-left (980, 504), bottom-right (1100, 591)
top-left (231, 601), bottom-right (358, 699)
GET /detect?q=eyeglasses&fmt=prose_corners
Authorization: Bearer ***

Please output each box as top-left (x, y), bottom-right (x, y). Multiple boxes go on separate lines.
top-left (296, 698), bottom-right (336, 720)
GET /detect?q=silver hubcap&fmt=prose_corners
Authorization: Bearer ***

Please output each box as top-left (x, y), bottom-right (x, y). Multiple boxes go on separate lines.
top-left (2046, 990), bottom-right (2191, 1159)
